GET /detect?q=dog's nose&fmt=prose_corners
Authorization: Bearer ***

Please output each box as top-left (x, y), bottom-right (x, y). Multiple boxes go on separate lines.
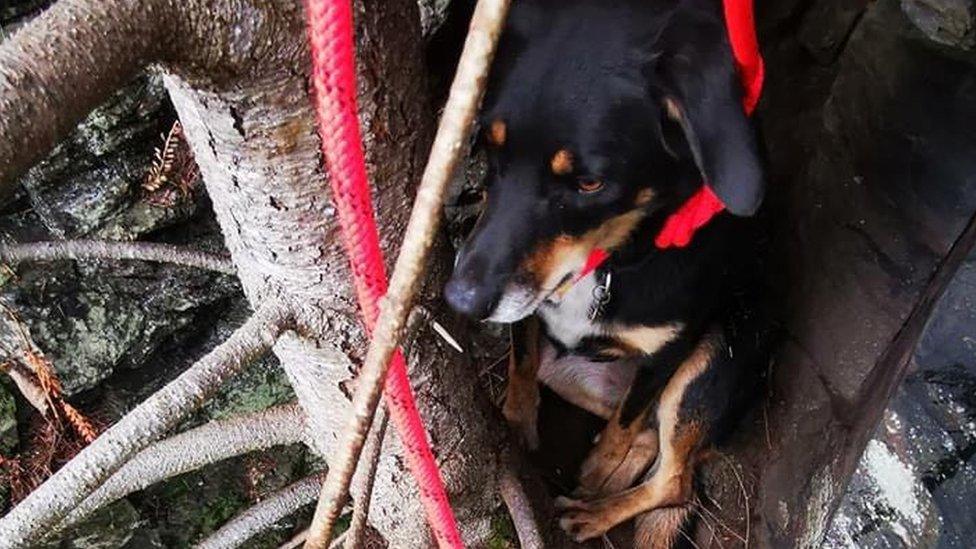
top-left (444, 276), bottom-right (493, 319)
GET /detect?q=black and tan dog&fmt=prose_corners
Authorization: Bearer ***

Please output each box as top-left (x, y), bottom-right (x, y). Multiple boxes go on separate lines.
top-left (445, 0), bottom-right (764, 545)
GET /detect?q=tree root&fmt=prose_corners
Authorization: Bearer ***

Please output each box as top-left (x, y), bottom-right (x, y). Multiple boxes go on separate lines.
top-left (62, 403), bottom-right (307, 528)
top-left (0, 240), bottom-right (235, 274)
top-left (0, 300), bottom-right (292, 548)
top-left (499, 456), bottom-right (545, 549)
top-left (195, 470), bottom-right (327, 549)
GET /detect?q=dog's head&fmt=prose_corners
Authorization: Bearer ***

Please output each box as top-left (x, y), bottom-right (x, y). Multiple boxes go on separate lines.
top-left (445, 0), bottom-right (764, 322)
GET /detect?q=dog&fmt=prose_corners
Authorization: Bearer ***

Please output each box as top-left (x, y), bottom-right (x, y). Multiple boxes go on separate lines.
top-left (445, 0), bottom-right (764, 545)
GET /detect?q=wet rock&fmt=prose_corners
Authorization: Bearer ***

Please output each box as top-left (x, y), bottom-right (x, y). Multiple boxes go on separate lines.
top-left (718, 0), bottom-right (976, 545)
top-left (15, 73), bottom-right (199, 240)
top-left (828, 249), bottom-right (976, 548)
top-left (0, 253), bottom-right (239, 396)
top-left (902, 0), bottom-right (976, 49)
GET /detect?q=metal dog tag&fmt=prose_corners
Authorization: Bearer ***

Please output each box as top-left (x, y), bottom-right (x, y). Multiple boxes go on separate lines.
top-left (588, 271), bottom-right (612, 321)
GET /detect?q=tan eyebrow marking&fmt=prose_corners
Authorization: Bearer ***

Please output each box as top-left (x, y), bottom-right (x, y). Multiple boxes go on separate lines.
top-left (550, 149), bottom-right (574, 175)
top-left (635, 188), bottom-right (655, 206)
top-left (487, 119), bottom-right (507, 146)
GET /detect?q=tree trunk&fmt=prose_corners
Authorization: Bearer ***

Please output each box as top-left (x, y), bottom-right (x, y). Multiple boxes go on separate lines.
top-left (162, 0), bottom-right (499, 545)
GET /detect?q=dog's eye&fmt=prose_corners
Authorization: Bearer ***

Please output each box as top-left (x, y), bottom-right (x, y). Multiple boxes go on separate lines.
top-left (577, 180), bottom-right (605, 194)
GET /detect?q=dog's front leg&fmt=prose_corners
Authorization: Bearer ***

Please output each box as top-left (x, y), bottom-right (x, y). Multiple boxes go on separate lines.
top-left (503, 316), bottom-right (542, 450)
top-left (575, 336), bottom-right (694, 497)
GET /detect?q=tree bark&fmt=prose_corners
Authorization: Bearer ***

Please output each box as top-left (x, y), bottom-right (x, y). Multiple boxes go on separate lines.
top-left (161, 0), bottom-right (500, 545)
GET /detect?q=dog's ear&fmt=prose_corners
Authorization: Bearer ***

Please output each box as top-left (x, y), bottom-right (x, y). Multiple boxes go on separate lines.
top-left (655, 16), bottom-right (764, 216)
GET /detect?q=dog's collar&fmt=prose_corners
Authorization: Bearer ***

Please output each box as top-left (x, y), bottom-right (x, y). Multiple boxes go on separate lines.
top-left (572, 184), bottom-right (725, 284)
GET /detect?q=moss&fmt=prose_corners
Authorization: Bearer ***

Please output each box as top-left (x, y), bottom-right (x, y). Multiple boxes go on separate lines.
top-left (137, 444), bottom-right (312, 548)
top-left (487, 508), bottom-right (517, 549)
top-left (202, 357), bottom-right (295, 420)
top-left (0, 383), bottom-right (15, 454)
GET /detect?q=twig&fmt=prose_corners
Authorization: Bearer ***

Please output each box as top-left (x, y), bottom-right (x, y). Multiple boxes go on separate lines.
top-left (0, 300), bottom-right (291, 548)
top-left (693, 498), bottom-right (746, 545)
top-left (62, 403), bottom-right (307, 528)
top-left (431, 320), bottom-right (464, 353)
top-left (724, 456), bottom-right (751, 548)
top-left (304, 0), bottom-right (511, 544)
top-left (343, 408), bottom-right (389, 549)
top-left (498, 458), bottom-right (544, 549)
top-left (195, 471), bottom-right (327, 549)
top-left (0, 240), bottom-right (235, 274)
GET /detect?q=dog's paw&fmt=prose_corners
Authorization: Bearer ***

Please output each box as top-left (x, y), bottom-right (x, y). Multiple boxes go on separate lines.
top-left (503, 383), bottom-right (540, 450)
top-left (555, 497), bottom-right (612, 542)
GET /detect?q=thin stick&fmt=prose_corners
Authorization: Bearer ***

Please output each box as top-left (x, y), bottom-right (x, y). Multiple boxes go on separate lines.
top-left (304, 0), bottom-right (511, 545)
top-left (0, 240), bottom-right (235, 274)
top-left (0, 300), bottom-right (291, 548)
top-left (343, 408), bottom-right (389, 549)
top-left (498, 459), bottom-right (544, 549)
top-left (62, 404), bottom-right (307, 528)
top-left (195, 471), bottom-right (326, 549)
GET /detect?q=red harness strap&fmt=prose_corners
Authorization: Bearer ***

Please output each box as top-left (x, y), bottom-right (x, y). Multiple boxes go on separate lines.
top-left (577, 0), bottom-right (764, 280)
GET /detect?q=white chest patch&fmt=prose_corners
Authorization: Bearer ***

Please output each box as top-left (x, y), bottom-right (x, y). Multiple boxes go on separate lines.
top-left (537, 273), bottom-right (605, 349)
top-left (537, 273), bottom-right (683, 355)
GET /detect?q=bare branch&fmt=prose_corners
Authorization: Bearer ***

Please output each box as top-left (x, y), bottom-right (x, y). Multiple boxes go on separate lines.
top-left (499, 459), bottom-right (545, 549)
top-left (343, 408), bottom-right (389, 549)
top-left (195, 471), bottom-right (326, 549)
top-left (0, 300), bottom-right (292, 548)
top-left (305, 0), bottom-right (511, 544)
top-left (0, 0), bottom-right (177, 191)
top-left (62, 403), bottom-right (307, 528)
top-left (0, 240), bottom-right (236, 275)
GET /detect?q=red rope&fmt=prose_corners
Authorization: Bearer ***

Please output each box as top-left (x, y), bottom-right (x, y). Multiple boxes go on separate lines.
top-left (304, 1), bottom-right (463, 547)
top-left (579, 0), bottom-right (764, 278)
